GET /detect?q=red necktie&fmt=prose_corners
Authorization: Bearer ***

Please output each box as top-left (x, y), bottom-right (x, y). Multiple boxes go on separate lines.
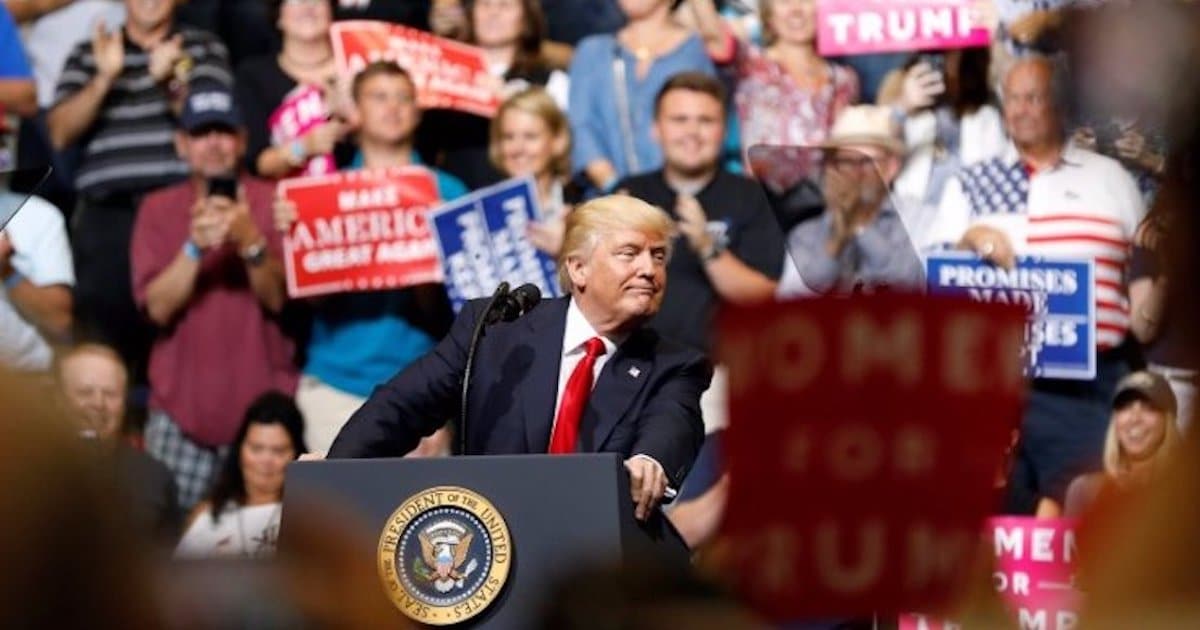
top-left (548, 337), bottom-right (607, 454)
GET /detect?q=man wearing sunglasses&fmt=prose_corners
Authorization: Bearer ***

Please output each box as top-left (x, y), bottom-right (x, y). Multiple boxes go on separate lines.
top-left (777, 105), bottom-right (924, 296)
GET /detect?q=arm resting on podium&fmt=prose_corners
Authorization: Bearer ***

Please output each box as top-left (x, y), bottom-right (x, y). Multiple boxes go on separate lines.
top-left (632, 354), bottom-right (712, 489)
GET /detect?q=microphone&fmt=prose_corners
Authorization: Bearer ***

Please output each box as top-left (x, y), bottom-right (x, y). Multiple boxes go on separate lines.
top-left (485, 283), bottom-right (542, 324)
top-left (460, 281), bottom-right (511, 456)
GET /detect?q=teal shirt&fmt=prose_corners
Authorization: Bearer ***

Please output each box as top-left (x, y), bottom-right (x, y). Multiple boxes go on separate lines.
top-left (303, 153), bottom-right (468, 397)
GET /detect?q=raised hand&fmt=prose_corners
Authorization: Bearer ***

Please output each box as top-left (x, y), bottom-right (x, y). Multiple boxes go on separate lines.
top-left (91, 20), bottom-right (125, 81)
top-left (148, 34), bottom-right (184, 84)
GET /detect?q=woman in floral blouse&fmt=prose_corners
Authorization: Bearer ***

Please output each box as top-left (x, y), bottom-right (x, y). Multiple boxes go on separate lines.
top-left (689, 0), bottom-right (858, 191)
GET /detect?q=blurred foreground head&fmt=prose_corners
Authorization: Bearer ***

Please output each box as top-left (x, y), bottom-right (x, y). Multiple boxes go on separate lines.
top-left (539, 562), bottom-right (763, 629)
top-left (0, 369), bottom-right (160, 628)
top-left (1, 367), bottom-right (407, 628)
top-left (1070, 2), bottom-right (1200, 626)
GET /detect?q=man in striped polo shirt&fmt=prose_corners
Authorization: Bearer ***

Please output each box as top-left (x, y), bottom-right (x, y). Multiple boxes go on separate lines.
top-left (47, 0), bottom-right (231, 383)
top-left (933, 55), bottom-right (1145, 511)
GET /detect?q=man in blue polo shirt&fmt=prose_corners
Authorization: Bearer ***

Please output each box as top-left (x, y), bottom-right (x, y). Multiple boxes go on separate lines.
top-left (277, 61), bottom-right (467, 454)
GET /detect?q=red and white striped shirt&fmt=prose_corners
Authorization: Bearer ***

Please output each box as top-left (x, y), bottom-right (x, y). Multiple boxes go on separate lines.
top-left (934, 143), bottom-right (1146, 349)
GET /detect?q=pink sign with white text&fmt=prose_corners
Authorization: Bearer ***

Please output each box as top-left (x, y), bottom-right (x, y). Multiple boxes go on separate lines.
top-left (899, 517), bottom-right (1083, 629)
top-left (268, 84), bottom-right (336, 177)
top-left (817, 0), bottom-right (991, 56)
top-left (989, 517), bottom-right (1082, 630)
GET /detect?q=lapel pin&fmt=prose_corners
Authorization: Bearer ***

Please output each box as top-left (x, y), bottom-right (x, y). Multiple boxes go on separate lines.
top-left (628, 367), bottom-right (641, 379)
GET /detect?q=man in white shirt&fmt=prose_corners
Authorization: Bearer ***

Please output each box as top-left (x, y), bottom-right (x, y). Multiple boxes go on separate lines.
top-left (932, 54), bottom-right (1145, 508)
top-left (0, 190), bottom-right (73, 371)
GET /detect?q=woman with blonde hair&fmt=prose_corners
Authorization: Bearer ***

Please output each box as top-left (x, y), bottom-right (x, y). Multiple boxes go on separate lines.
top-left (1063, 371), bottom-right (1182, 516)
top-left (489, 88), bottom-right (583, 255)
top-left (490, 88), bottom-right (576, 210)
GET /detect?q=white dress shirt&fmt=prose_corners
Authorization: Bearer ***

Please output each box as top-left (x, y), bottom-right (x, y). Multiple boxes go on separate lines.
top-left (553, 298), bottom-right (670, 490)
top-left (552, 297), bottom-right (623, 421)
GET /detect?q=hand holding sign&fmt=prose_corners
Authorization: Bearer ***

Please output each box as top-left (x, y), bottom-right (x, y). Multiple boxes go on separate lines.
top-left (301, 119), bottom-right (349, 160)
top-left (273, 196), bottom-right (298, 234)
top-left (818, 0), bottom-right (992, 56)
top-left (279, 167), bottom-right (443, 298)
top-left (331, 21), bottom-right (500, 117)
top-left (960, 225), bottom-right (1016, 269)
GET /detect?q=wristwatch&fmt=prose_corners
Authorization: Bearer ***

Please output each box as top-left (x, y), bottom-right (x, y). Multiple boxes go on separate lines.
top-left (701, 236), bottom-right (727, 262)
top-left (240, 239), bottom-right (268, 267)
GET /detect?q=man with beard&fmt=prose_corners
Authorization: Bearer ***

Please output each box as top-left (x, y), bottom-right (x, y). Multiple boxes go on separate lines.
top-left (776, 105), bottom-right (925, 296)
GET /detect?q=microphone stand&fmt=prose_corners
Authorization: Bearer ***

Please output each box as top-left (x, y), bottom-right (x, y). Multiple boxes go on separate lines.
top-left (459, 282), bottom-right (510, 456)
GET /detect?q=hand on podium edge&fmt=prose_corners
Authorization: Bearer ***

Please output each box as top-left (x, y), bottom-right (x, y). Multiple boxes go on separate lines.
top-left (625, 456), bottom-right (668, 521)
top-left (299, 452), bottom-right (326, 461)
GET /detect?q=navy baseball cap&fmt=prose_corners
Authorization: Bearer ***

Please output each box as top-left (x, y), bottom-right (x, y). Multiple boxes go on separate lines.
top-left (179, 82), bottom-right (243, 132)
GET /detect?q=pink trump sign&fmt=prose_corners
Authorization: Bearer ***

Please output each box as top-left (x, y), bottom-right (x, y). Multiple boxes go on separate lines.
top-left (268, 84), bottom-right (336, 177)
top-left (899, 517), bottom-right (1082, 629)
top-left (989, 517), bottom-right (1082, 630)
top-left (817, 0), bottom-right (991, 56)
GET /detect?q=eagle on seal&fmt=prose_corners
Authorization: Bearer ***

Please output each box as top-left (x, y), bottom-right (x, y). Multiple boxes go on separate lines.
top-left (419, 531), bottom-right (474, 585)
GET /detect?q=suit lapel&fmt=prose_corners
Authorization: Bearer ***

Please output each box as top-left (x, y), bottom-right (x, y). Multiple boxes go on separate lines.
top-left (520, 297), bottom-right (569, 452)
top-left (580, 329), bottom-right (653, 453)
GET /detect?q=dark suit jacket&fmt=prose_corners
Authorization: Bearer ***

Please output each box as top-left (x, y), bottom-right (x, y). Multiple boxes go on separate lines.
top-left (327, 297), bottom-right (712, 486)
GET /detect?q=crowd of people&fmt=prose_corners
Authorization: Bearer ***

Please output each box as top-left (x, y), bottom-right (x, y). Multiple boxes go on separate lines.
top-left (0, 0), bottom-right (1195, 580)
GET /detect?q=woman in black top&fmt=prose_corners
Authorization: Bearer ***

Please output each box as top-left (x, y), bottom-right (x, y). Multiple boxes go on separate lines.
top-left (419, 0), bottom-right (569, 190)
top-left (235, 0), bottom-right (348, 179)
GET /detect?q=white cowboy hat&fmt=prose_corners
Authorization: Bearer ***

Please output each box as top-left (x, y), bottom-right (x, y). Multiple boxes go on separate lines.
top-left (818, 105), bottom-right (906, 156)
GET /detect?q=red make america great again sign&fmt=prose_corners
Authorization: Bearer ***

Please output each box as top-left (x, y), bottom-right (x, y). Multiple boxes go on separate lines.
top-left (332, 20), bottom-right (500, 117)
top-left (280, 167), bottom-right (443, 298)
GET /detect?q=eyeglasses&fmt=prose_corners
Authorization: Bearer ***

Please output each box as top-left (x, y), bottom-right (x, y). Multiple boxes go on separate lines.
top-left (824, 154), bottom-right (878, 175)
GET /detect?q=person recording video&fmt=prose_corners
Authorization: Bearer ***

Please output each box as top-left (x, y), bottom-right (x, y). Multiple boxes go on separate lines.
top-left (130, 81), bottom-right (298, 511)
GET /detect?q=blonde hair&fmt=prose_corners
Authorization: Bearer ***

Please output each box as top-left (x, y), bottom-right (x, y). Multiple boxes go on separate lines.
top-left (489, 88), bottom-right (571, 179)
top-left (557, 195), bottom-right (674, 293)
top-left (1102, 399), bottom-right (1181, 479)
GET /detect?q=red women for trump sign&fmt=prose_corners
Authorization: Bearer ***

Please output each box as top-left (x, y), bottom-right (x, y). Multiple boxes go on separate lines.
top-left (712, 294), bottom-right (1027, 620)
top-left (331, 20), bottom-right (500, 117)
top-left (279, 167), bottom-right (443, 298)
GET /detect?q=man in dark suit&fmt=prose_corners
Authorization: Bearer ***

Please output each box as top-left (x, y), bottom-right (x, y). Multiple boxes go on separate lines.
top-left (328, 195), bottom-right (712, 519)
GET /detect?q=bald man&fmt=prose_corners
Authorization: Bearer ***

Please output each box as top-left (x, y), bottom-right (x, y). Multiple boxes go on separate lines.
top-left (58, 344), bottom-right (180, 544)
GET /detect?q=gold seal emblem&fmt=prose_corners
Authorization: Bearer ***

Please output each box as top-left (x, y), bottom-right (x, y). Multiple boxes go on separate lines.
top-left (378, 486), bottom-right (512, 625)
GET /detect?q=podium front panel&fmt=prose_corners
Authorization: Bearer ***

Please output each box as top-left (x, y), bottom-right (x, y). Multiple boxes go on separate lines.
top-left (282, 454), bottom-right (685, 628)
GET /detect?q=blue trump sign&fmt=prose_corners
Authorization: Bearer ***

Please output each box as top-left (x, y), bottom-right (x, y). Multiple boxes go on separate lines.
top-left (927, 253), bottom-right (1096, 380)
top-left (428, 177), bottom-right (562, 311)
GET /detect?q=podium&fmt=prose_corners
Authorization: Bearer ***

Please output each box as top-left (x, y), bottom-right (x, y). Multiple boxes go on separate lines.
top-left (281, 454), bottom-right (691, 628)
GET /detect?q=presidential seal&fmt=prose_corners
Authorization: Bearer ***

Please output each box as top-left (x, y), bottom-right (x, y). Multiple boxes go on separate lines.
top-left (378, 486), bottom-right (512, 625)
